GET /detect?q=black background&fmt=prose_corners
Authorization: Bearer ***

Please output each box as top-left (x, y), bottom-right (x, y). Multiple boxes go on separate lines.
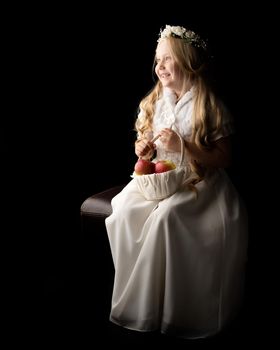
top-left (2, 3), bottom-right (275, 346)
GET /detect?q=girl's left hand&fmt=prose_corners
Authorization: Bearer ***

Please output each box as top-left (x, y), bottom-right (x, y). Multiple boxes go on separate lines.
top-left (159, 128), bottom-right (181, 152)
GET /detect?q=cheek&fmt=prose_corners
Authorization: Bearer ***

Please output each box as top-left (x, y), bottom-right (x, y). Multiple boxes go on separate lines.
top-left (173, 65), bottom-right (181, 77)
top-left (155, 66), bottom-right (160, 77)
top-left (167, 63), bottom-right (175, 76)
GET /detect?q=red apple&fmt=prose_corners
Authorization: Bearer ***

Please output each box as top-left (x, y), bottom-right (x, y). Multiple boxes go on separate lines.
top-left (155, 160), bottom-right (176, 173)
top-left (134, 159), bottom-right (155, 175)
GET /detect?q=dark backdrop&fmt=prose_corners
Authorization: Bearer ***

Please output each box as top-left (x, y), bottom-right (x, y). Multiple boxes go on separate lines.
top-left (3, 3), bottom-right (273, 344)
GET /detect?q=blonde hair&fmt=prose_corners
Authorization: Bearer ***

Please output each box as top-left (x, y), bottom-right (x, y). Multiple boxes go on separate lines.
top-left (135, 36), bottom-right (224, 189)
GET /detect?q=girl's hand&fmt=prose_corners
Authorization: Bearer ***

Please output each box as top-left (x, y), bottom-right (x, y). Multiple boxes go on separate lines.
top-left (159, 128), bottom-right (181, 152)
top-left (135, 139), bottom-right (156, 159)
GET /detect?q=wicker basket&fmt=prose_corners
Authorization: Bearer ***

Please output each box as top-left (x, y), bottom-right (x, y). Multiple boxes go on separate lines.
top-left (133, 132), bottom-right (188, 201)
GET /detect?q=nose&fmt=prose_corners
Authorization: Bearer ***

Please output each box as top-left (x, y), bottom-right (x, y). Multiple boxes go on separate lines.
top-left (158, 61), bottom-right (165, 70)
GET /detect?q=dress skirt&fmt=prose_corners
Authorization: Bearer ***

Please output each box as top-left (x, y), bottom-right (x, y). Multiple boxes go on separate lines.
top-left (105, 170), bottom-right (248, 339)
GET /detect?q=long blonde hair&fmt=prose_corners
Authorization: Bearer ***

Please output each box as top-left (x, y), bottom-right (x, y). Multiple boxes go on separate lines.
top-left (135, 36), bottom-right (224, 187)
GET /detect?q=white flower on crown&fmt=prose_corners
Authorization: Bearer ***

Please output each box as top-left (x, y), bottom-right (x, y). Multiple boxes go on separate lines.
top-left (158, 25), bottom-right (207, 50)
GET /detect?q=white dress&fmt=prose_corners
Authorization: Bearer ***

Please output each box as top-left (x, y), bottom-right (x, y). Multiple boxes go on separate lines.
top-left (105, 87), bottom-right (248, 339)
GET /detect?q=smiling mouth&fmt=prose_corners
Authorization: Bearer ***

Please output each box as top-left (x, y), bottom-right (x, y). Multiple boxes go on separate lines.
top-left (161, 73), bottom-right (170, 78)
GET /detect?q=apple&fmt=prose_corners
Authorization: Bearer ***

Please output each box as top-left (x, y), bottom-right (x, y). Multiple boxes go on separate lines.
top-left (155, 160), bottom-right (176, 173)
top-left (134, 159), bottom-right (155, 175)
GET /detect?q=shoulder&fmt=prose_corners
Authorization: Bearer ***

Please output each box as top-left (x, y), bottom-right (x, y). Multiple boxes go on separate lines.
top-left (210, 97), bottom-right (235, 140)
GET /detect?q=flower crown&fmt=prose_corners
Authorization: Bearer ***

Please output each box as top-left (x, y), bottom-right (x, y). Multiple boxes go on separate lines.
top-left (158, 25), bottom-right (207, 50)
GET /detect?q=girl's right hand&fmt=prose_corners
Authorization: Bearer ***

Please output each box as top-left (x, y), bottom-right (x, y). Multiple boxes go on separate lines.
top-left (135, 139), bottom-right (155, 159)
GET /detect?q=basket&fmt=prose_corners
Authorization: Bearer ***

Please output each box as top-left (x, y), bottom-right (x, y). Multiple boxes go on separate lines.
top-left (133, 132), bottom-right (188, 201)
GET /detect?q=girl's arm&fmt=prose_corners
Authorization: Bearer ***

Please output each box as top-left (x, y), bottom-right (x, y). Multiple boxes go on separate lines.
top-left (185, 136), bottom-right (232, 168)
top-left (159, 128), bottom-right (232, 169)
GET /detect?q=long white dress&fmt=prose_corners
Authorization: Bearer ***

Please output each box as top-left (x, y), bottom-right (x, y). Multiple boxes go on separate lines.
top-left (105, 87), bottom-right (248, 339)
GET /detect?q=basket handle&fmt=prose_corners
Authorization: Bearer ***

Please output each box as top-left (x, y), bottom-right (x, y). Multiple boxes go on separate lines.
top-left (176, 132), bottom-right (185, 167)
top-left (151, 131), bottom-right (185, 167)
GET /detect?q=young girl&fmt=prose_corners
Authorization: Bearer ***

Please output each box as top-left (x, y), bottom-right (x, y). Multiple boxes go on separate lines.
top-left (105, 25), bottom-right (248, 339)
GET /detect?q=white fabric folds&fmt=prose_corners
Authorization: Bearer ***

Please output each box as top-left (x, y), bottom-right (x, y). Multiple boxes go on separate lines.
top-left (106, 174), bottom-right (248, 338)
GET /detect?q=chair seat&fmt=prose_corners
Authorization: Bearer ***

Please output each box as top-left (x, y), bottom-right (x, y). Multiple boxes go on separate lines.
top-left (80, 185), bottom-right (125, 220)
top-left (79, 185), bottom-right (126, 317)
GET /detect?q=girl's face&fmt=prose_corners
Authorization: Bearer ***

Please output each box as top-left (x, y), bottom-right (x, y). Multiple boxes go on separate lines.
top-left (155, 40), bottom-right (183, 95)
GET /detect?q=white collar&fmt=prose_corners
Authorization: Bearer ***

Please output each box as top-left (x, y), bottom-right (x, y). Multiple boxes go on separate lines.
top-left (162, 87), bottom-right (194, 112)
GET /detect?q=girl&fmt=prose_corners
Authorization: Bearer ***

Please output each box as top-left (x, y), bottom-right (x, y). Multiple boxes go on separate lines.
top-left (105, 25), bottom-right (248, 339)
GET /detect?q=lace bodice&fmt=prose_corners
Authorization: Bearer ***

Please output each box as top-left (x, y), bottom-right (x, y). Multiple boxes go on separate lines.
top-left (152, 87), bottom-right (194, 166)
top-left (136, 87), bottom-right (234, 167)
